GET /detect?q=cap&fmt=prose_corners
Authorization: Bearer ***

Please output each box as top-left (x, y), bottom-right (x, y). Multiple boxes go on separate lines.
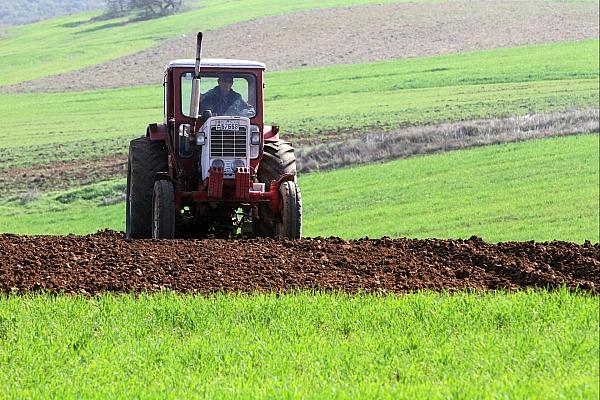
top-left (218, 74), bottom-right (234, 83)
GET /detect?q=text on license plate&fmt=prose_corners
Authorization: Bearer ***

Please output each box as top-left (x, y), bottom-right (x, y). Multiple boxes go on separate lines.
top-left (215, 120), bottom-right (239, 131)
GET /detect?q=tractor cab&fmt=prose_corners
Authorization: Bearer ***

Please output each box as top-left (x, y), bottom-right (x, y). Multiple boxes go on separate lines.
top-left (166, 58), bottom-right (265, 126)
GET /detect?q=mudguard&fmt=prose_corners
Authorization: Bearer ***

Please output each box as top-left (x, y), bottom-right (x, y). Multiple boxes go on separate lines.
top-left (147, 123), bottom-right (168, 141)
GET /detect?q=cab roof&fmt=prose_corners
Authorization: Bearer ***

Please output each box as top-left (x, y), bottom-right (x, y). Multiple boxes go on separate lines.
top-left (166, 58), bottom-right (266, 71)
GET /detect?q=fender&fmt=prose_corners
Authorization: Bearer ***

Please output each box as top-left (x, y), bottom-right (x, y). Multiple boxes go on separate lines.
top-left (147, 123), bottom-right (168, 141)
top-left (263, 124), bottom-right (280, 142)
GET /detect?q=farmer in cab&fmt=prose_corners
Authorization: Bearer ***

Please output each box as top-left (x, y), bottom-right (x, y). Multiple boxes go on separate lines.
top-left (201, 74), bottom-right (253, 116)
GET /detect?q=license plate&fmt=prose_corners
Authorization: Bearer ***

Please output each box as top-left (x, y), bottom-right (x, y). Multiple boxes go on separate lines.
top-left (215, 120), bottom-right (239, 131)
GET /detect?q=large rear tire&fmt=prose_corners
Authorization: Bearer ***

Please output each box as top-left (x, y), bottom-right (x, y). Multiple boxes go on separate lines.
top-left (152, 180), bottom-right (176, 239)
top-left (276, 181), bottom-right (302, 240)
top-left (125, 137), bottom-right (168, 239)
top-left (254, 141), bottom-right (297, 237)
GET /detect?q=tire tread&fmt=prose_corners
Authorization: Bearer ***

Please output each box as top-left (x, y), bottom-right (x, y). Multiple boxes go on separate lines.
top-left (126, 137), bottom-right (167, 239)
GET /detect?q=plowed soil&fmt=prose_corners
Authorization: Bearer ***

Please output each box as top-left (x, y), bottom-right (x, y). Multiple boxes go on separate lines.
top-left (1, 231), bottom-right (597, 295)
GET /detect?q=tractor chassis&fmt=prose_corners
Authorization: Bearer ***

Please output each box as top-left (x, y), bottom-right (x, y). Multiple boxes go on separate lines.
top-left (173, 172), bottom-right (295, 219)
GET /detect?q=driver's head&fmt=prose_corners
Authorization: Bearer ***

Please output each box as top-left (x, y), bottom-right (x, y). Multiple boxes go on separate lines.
top-left (217, 75), bottom-right (234, 95)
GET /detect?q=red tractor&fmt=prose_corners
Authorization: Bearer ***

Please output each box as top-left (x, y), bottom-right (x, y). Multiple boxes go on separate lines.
top-left (125, 33), bottom-right (301, 239)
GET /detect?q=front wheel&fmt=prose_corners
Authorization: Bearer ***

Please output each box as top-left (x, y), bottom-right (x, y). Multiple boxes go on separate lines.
top-left (152, 180), bottom-right (175, 239)
top-left (276, 181), bottom-right (302, 240)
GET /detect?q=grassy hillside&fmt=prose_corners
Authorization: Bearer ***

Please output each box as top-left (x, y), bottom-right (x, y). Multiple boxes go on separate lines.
top-left (267, 39), bottom-right (600, 99)
top-left (0, 40), bottom-right (597, 169)
top-left (1, 291), bottom-right (597, 399)
top-left (1, 134), bottom-right (597, 243)
top-left (0, 0), bottom-right (425, 85)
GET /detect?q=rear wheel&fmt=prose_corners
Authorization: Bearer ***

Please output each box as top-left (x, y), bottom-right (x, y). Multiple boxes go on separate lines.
top-left (152, 180), bottom-right (175, 239)
top-left (125, 137), bottom-right (167, 239)
top-left (254, 141), bottom-right (297, 237)
top-left (276, 181), bottom-right (302, 240)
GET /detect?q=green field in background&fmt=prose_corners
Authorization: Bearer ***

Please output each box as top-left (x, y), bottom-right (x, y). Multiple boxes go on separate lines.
top-left (0, 40), bottom-right (597, 169)
top-left (1, 290), bottom-right (597, 399)
top-left (302, 134), bottom-right (599, 242)
top-left (266, 39), bottom-right (599, 100)
top-left (0, 0), bottom-right (428, 85)
top-left (2, 134), bottom-right (597, 243)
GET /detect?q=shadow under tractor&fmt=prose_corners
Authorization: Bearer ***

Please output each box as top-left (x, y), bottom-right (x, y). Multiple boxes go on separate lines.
top-left (125, 33), bottom-right (301, 239)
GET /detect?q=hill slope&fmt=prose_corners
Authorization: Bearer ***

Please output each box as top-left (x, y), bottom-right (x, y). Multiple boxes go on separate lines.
top-left (0, 0), bottom-right (423, 86)
top-left (2, 0), bottom-right (598, 93)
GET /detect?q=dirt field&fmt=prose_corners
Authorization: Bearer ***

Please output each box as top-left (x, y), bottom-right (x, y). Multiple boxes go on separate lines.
top-left (0, 231), bottom-right (597, 294)
top-left (2, 0), bottom-right (598, 93)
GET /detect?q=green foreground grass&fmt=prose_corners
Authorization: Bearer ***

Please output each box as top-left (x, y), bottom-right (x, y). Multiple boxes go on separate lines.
top-left (1, 134), bottom-right (598, 242)
top-left (0, 290), bottom-right (597, 399)
top-left (0, 39), bottom-right (597, 169)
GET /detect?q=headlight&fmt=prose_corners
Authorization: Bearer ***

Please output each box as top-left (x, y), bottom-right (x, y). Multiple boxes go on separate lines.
top-left (250, 125), bottom-right (260, 159)
top-left (211, 159), bottom-right (224, 169)
top-left (250, 125), bottom-right (261, 145)
top-left (232, 159), bottom-right (245, 169)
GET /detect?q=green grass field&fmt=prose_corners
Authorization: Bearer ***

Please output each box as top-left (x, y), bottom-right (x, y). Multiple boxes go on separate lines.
top-left (0, 40), bottom-right (597, 169)
top-left (301, 134), bottom-right (600, 242)
top-left (2, 134), bottom-right (598, 243)
top-left (0, 290), bottom-right (597, 399)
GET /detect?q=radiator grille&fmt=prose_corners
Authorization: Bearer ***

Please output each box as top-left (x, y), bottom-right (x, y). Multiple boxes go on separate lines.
top-left (210, 127), bottom-right (247, 157)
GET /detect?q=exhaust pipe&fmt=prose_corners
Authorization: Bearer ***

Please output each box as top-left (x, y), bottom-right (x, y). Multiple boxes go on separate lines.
top-left (189, 32), bottom-right (203, 119)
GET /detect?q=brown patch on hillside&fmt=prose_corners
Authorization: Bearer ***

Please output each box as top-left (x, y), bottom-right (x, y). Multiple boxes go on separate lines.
top-left (1, 1), bottom-right (598, 93)
top-left (0, 154), bottom-right (126, 200)
top-left (296, 109), bottom-right (600, 171)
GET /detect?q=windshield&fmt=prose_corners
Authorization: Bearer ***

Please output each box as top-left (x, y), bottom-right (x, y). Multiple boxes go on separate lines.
top-left (180, 72), bottom-right (257, 118)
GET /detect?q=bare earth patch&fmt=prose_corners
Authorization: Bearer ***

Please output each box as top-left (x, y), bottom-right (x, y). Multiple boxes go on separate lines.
top-left (0, 154), bottom-right (126, 199)
top-left (1, 231), bottom-right (597, 295)
top-left (1, 0), bottom-right (598, 93)
top-left (296, 109), bottom-right (600, 172)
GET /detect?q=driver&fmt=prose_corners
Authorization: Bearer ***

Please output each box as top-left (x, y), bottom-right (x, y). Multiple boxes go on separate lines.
top-left (200, 74), bottom-right (253, 116)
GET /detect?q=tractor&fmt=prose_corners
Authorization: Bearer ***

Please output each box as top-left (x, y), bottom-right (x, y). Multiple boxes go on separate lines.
top-left (125, 33), bottom-right (301, 239)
